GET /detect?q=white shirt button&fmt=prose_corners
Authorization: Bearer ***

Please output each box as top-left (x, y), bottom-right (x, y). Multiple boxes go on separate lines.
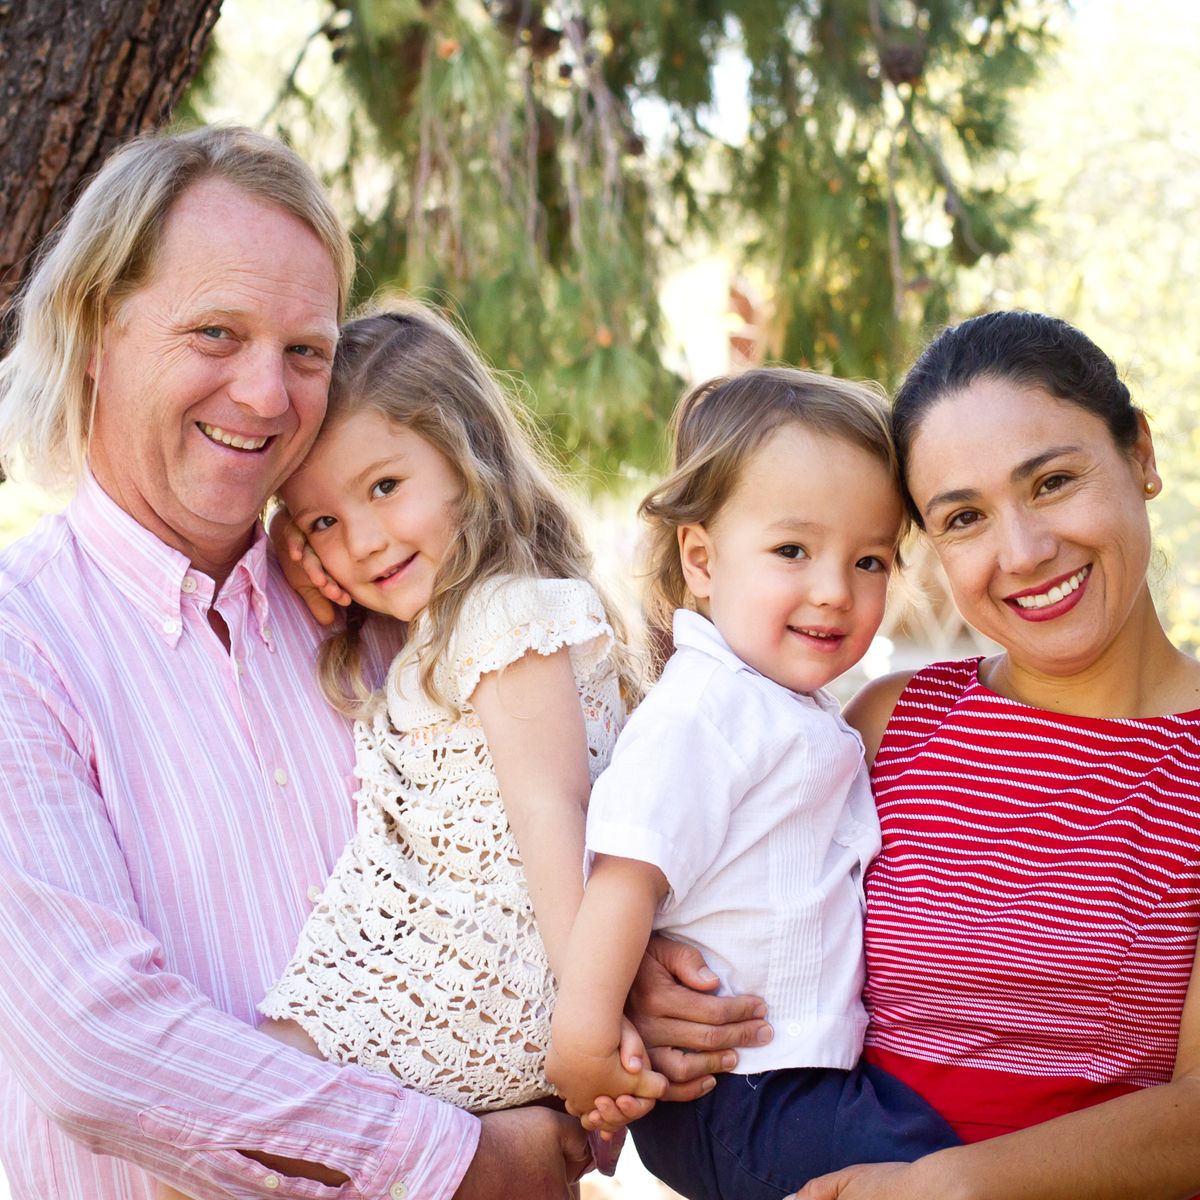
top-left (389, 1184), bottom-right (408, 1200)
top-left (181, 575), bottom-right (197, 594)
top-left (274, 768), bottom-right (288, 787)
top-left (263, 1174), bottom-right (280, 1190)
top-left (307, 884), bottom-right (322, 903)
top-left (262, 626), bottom-right (273, 641)
top-left (162, 618), bottom-right (180, 635)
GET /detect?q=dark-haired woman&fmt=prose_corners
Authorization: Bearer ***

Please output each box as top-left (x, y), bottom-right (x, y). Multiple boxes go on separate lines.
top-left (626, 311), bottom-right (1200, 1200)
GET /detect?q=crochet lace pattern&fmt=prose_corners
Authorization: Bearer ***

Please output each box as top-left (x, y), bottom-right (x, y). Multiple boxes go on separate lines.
top-left (260, 577), bottom-right (623, 1111)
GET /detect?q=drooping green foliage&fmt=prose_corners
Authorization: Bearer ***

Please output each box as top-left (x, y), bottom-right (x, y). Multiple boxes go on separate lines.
top-left (234, 0), bottom-right (1059, 474)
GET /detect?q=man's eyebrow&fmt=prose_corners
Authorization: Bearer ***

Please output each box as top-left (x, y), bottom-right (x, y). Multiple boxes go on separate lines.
top-left (924, 446), bottom-right (1083, 516)
top-left (184, 306), bottom-right (338, 344)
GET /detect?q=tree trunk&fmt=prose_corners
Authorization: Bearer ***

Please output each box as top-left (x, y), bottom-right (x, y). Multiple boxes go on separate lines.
top-left (0, 0), bottom-right (222, 323)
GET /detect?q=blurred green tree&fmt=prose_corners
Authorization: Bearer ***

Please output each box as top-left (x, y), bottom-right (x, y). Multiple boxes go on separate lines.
top-left (206, 0), bottom-right (1060, 473)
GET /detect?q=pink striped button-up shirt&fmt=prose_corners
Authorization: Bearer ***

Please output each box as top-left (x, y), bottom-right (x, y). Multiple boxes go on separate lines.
top-left (0, 472), bottom-right (478, 1199)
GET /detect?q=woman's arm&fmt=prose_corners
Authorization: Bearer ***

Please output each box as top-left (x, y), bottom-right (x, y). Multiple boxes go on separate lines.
top-left (841, 669), bottom-right (915, 765)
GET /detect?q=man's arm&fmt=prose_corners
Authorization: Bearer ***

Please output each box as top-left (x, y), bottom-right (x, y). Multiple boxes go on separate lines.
top-left (0, 633), bottom-right (478, 1199)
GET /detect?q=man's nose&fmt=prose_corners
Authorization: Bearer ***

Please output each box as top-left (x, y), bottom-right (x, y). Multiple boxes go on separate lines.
top-left (227, 346), bottom-right (289, 419)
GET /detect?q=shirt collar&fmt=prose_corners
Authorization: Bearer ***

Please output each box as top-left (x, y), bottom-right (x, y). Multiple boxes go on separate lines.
top-left (66, 469), bottom-right (275, 648)
top-left (671, 607), bottom-right (840, 713)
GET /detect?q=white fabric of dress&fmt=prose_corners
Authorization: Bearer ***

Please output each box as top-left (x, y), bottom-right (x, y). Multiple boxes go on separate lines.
top-left (260, 576), bottom-right (624, 1112)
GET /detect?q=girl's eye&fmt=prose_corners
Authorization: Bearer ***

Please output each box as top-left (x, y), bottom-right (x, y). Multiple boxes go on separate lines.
top-left (856, 555), bottom-right (890, 574)
top-left (371, 478), bottom-right (399, 499)
top-left (310, 515), bottom-right (336, 533)
top-left (775, 544), bottom-right (807, 560)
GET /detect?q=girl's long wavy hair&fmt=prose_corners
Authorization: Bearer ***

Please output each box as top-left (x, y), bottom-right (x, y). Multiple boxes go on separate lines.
top-left (639, 367), bottom-right (903, 659)
top-left (315, 301), bottom-right (636, 715)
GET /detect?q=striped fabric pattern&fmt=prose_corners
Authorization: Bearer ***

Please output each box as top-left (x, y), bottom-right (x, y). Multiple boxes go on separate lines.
top-left (863, 657), bottom-right (1200, 1097)
top-left (0, 473), bottom-right (476, 1199)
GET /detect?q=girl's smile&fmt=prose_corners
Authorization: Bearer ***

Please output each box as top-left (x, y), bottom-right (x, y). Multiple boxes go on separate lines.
top-left (280, 408), bottom-right (462, 623)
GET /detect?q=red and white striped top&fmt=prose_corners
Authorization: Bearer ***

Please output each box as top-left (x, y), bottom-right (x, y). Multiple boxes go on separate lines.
top-left (863, 657), bottom-right (1200, 1140)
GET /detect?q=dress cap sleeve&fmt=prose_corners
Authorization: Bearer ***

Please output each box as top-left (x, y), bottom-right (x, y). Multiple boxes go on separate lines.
top-left (441, 575), bottom-right (613, 710)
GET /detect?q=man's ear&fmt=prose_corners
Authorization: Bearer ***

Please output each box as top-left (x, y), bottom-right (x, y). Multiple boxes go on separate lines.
top-left (678, 524), bottom-right (714, 600)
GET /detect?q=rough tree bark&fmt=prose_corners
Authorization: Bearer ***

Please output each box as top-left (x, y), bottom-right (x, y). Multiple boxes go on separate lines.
top-left (0, 0), bottom-right (222, 325)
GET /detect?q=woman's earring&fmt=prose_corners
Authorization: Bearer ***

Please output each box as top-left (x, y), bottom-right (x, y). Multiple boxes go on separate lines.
top-left (1144, 478), bottom-right (1159, 497)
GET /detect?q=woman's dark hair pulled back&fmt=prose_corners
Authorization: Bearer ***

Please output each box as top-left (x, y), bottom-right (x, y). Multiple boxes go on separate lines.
top-left (893, 311), bottom-right (1140, 525)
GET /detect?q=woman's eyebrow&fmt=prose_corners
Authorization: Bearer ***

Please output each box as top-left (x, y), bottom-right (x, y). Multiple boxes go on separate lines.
top-left (924, 445), bottom-right (1083, 516)
top-left (1010, 445), bottom-right (1081, 482)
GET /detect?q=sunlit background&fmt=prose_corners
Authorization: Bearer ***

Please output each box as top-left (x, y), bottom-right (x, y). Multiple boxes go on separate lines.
top-left (1, 1), bottom-right (1198, 1195)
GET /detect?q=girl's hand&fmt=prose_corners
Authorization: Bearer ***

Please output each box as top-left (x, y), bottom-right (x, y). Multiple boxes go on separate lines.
top-left (267, 506), bottom-right (351, 626)
top-left (789, 1162), bottom-right (917, 1199)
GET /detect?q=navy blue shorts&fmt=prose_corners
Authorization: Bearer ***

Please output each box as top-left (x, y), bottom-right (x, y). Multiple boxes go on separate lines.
top-left (630, 1061), bottom-right (960, 1200)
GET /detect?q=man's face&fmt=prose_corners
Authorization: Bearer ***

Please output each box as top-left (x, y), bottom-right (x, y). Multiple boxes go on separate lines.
top-left (88, 177), bottom-right (340, 578)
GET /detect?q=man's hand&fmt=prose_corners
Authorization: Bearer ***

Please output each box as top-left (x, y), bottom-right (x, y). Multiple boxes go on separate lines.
top-left (626, 936), bottom-right (771, 1100)
top-left (453, 1107), bottom-right (591, 1199)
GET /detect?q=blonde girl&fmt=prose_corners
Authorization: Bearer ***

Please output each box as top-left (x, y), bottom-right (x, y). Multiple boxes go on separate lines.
top-left (161, 300), bottom-right (636, 1200)
top-left (547, 368), bottom-right (960, 1200)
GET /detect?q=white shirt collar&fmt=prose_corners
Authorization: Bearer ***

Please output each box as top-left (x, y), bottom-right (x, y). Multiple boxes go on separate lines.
top-left (671, 607), bottom-right (840, 714)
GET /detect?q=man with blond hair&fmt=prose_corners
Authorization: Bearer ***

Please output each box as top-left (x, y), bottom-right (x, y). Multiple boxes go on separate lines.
top-left (0, 125), bottom-right (589, 1199)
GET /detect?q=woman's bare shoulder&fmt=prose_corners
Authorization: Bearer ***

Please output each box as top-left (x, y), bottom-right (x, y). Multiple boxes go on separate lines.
top-left (843, 669), bottom-right (919, 765)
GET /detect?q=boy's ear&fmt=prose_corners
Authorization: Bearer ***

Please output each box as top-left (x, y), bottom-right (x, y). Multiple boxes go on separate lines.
top-left (678, 524), bottom-right (714, 600)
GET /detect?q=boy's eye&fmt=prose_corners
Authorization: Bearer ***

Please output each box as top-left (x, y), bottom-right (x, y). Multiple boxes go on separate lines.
top-left (310, 515), bottom-right (336, 533)
top-left (371, 478), bottom-right (399, 499)
top-left (856, 555), bottom-right (890, 573)
top-left (775, 544), bottom-right (807, 560)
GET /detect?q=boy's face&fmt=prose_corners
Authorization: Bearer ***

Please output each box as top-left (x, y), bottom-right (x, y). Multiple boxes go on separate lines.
top-left (679, 423), bottom-right (903, 694)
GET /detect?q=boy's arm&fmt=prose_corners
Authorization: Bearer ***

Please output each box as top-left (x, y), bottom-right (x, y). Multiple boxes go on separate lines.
top-left (548, 854), bottom-right (670, 1115)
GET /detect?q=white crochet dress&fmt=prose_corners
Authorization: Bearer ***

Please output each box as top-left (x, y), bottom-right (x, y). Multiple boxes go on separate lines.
top-left (260, 576), bottom-right (624, 1111)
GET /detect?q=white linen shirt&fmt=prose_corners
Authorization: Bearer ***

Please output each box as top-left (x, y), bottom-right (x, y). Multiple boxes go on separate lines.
top-left (585, 609), bottom-right (880, 1073)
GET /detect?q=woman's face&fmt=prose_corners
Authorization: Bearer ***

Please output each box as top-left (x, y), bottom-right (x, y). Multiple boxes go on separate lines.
top-left (906, 376), bottom-right (1159, 679)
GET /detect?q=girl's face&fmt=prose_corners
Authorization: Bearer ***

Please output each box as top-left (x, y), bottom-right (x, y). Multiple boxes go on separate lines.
top-left (905, 376), bottom-right (1159, 679)
top-left (281, 407), bottom-right (461, 622)
top-left (679, 422), bottom-right (903, 694)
